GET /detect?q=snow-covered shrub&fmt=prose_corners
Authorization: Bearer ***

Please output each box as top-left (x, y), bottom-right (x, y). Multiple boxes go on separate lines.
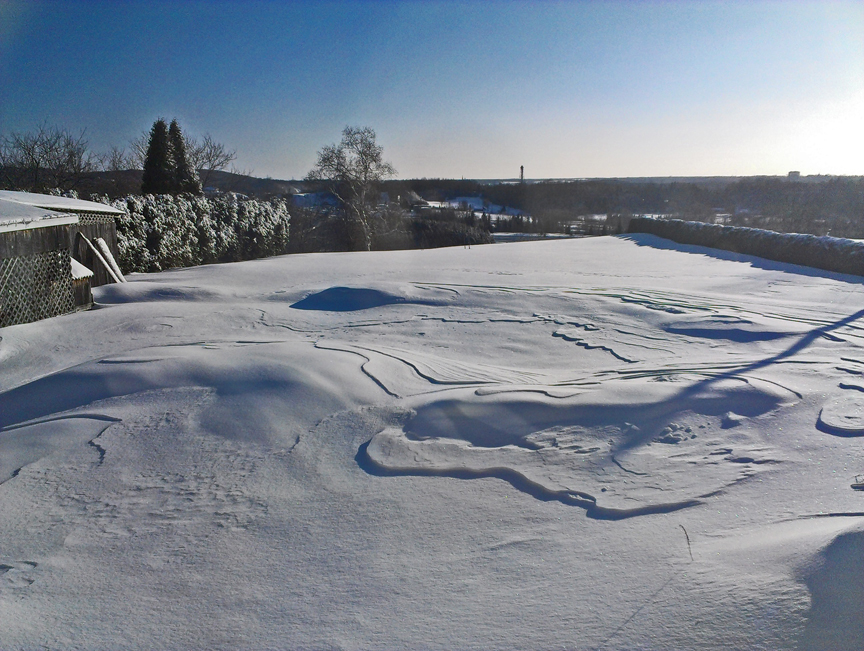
top-left (629, 217), bottom-right (864, 276)
top-left (233, 197), bottom-right (290, 260)
top-left (145, 194), bottom-right (200, 271)
top-left (189, 195), bottom-right (218, 264)
top-left (109, 193), bottom-right (291, 273)
top-left (209, 192), bottom-right (241, 261)
top-left (113, 195), bottom-right (152, 272)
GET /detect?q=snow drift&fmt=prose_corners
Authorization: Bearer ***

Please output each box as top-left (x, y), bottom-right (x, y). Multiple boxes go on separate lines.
top-left (1, 235), bottom-right (863, 649)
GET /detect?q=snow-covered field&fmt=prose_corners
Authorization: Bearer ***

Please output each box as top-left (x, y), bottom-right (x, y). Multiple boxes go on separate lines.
top-left (1, 234), bottom-right (862, 649)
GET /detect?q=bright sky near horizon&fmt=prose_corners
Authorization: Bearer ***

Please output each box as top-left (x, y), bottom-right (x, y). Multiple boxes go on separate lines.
top-left (0, 0), bottom-right (862, 180)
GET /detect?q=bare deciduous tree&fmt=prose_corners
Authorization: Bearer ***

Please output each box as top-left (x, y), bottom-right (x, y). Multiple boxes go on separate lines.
top-left (128, 133), bottom-right (149, 170)
top-left (0, 122), bottom-right (97, 191)
top-left (99, 145), bottom-right (136, 172)
top-left (185, 134), bottom-right (237, 188)
top-left (306, 126), bottom-right (396, 251)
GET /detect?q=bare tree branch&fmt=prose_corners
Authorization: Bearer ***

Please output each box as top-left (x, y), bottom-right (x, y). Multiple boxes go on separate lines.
top-left (128, 133), bottom-right (149, 170)
top-left (99, 145), bottom-right (135, 172)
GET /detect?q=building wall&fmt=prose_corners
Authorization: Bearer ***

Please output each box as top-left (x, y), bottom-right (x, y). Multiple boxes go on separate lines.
top-left (0, 202), bottom-right (122, 327)
top-left (0, 226), bottom-right (77, 328)
top-left (72, 276), bottom-right (93, 309)
top-left (0, 222), bottom-right (72, 259)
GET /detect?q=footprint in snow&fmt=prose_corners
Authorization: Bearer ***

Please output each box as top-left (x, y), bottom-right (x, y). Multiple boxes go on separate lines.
top-left (0, 561), bottom-right (37, 589)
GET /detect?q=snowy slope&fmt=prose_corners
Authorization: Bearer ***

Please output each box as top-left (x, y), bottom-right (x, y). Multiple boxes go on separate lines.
top-left (1, 234), bottom-right (862, 649)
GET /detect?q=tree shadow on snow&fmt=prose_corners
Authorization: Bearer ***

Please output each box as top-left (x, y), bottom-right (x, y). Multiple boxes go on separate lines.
top-left (356, 303), bottom-right (864, 514)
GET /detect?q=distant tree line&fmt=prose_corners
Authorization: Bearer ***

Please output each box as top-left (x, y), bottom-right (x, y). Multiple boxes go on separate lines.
top-left (383, 176), bottom-right (864, 239)
top-left (95, 126), bottom-right (487, 271)
top-left (4, 118), bottom-right (862, 268)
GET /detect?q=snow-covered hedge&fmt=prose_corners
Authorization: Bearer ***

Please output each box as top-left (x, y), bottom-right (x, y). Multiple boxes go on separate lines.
top-left (106, 193), bottom-right (290, 273)
top-left (628, 217), bottom-right (864, 277)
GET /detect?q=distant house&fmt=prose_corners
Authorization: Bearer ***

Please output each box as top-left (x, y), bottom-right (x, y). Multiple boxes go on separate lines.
top-left (291, 192), bottom-right (339, 209)
top-left (0, 191), bottom-right (124, 328)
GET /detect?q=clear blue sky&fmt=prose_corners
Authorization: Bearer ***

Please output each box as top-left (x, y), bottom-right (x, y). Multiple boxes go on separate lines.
top-left (1, 0), bottom-right (862, 179)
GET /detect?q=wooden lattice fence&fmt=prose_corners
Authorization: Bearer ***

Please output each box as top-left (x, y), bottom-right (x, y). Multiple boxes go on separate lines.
top-left (0, 249), bottom-right (74, 327)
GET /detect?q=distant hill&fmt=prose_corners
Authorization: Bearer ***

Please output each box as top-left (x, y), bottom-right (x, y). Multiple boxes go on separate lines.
top-left (199, 170), bottom-right (301, 197)
top-left (73, 169), bottom-right (144, 198)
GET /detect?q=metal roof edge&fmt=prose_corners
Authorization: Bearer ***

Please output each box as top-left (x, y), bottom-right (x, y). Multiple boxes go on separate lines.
top-left (31, 204), bottom-right (124, 216)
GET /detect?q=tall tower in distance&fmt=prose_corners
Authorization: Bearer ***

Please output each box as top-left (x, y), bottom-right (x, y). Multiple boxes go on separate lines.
top-left (520, 165), bottom-right (524, 182)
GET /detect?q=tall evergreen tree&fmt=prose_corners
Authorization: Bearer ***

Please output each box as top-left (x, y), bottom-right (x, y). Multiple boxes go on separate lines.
top-left (141, 119), bottom-right (174, 195)
top-left (169, 119), bottom-right (202, 195)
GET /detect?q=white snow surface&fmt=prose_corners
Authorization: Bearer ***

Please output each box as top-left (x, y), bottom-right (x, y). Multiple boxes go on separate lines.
top-left (0, 190), bottom-right (124, 215)
top-left (0, 199), bottom-right (77, 232)
top-left (1, 233), bottom-right (863, 649)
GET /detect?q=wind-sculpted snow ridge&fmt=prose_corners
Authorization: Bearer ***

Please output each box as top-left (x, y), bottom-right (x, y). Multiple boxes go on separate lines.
top-left (315, 340), bottom-right (544, 397)
top-left (364, 375), bottom-right (797, 517)
top-left (95, 281), bottom-right (224, 304)
top-left (798, 522), bottom-right (864, 650)
top-left (0, 341), bottom-right (382, 442)
top-left (358, 440), bottom-right (702, 520)
top-left (662, 314), bottom-right (800, 342)
top-left (817, 391), bottom-right (864, 436)
top-left (536, 313), bottom-right (672, 362)
top-left (563, 286), bottom-right (857, 340)
top-left (564, 286), bottom-right (723, 314)
top-left (628, 217), bottom-right (864, 276)
top-left (0, 415), bottom-right (119, 484)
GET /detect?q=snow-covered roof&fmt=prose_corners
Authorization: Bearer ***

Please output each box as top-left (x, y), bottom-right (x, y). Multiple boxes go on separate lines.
top-left (0, 198), bottom-right (79, 233)
top-left (0, 190), bottom-right (123, 216)
top-left (70, 258), bottom-right (94, 280)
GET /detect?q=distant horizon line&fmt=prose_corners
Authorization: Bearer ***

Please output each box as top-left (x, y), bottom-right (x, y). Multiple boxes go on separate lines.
top-left (226, 171), bottom-right (864, 184)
